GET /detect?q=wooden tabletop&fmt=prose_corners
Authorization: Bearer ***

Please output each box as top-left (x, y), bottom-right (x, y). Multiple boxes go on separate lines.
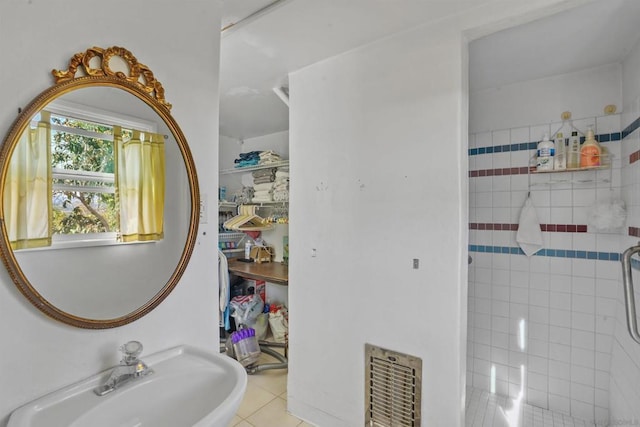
top-left (227, 259), bottom-right (288, 286)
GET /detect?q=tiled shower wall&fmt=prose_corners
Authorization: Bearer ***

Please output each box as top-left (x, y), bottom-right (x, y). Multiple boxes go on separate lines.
top-left (467, 116), bottom-right (623, 423)
top-left (465, 60), bottom-right (640, 425)
top-left (608, 39), bottom-right (640, 423)
top-left (468, 38), bottom-right (640, 424)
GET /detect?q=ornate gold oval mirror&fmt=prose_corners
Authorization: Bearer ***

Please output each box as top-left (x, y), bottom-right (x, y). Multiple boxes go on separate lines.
top-left (0, 46), bottom-right (199, 328)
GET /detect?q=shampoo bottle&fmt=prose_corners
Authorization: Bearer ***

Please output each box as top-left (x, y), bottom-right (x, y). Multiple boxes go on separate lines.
top-left (244, 238), bottom-right (253, 260)
top-left (580, 126), bottom-right (601, 168)
top-left (536, 134), bottom-right (554, 171)
top-left (567, 131), bottom-right (580, 169)
top-left (553, 132), bottom-right (566, 170)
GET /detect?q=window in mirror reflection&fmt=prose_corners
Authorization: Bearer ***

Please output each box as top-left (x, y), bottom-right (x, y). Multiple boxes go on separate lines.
top-left (5, 101), bottom-right (166, 250)
top-left (51, 113), bottom-right (118, 236)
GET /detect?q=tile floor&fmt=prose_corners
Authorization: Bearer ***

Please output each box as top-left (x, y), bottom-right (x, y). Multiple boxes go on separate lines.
top-left (465, 387), bottom-right (599, 427)
top-left (227, 350), bottom-right (312, 427)
top-left (230, 359), bottom-right (599, 426)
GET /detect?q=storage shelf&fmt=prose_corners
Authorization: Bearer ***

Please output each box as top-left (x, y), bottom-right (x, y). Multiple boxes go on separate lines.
top-left (220, 160), bottom-right (289, 175)
top-left (246, 201), bottom-right (289, 207)
top-left (530, 165), bottom-right (610, 174)
top-left (222, 248), bottom-right (244, 254)
top-left (219, 201), bottom-right (238, 211)
top-left (528, 153), bottom-right (613, 186)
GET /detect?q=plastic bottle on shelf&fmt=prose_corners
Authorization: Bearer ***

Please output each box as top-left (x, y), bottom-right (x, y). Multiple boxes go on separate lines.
top-left (567, 131), bottom-right (581, 169)
top-left (244, 238), bottom-right (253, 260)
top-left (553, 132), bottom-right (566, 170)
top-left (536, 133), bottom-right (554, 171)
top-left (580, 126), bottom-right (601, 168)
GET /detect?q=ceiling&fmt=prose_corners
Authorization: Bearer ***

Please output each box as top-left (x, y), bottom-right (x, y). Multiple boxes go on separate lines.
top-left (219, 0), bottom-right (640, 140)
top-left (470, 0), bottom-right (640, 91)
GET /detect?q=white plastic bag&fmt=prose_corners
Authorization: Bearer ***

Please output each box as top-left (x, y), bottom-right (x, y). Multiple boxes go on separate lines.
top-left (230, 294), bottom-right (264, 328)
top-left (588, 192), bottom-right (626, 231)
top-left (268, 307), bottom-right (288, 343)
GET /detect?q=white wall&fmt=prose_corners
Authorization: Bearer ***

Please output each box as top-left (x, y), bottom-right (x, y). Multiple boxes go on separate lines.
top-left (286, 2), bottom-right (579, 425)
top-left (0, 1), bottom-right (221, 424)
top-left (609, 36), bottom-right (640, 424)
top-left (470, 63), bottom-right (623, 133)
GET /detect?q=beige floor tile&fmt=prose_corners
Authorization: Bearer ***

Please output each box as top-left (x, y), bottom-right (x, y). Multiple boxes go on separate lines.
top-left (248, 370), bottom-right (288, 396)
top-left (246, 397), bottom-right (303, 427)
top-left (234, 420), bottom-right (255, 427)
top-left (298, 422), bottom-right (315, 427)
top-left (227, 415), bottom-right (243, 427)
top-left (236, 382), bottom-right (277, 418)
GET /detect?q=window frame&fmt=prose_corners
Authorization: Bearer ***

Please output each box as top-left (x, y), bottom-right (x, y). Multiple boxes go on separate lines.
top-left (45, 99), bottom-right (158, 249)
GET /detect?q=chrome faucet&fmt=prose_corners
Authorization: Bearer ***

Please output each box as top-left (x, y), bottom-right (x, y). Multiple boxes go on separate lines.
top-left (94, 341), bottom-right (153, 396)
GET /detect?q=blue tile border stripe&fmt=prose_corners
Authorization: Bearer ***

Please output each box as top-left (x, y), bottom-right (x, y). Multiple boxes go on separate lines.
top-left (622, 117), bottom-right (640, 140)
top-left (469, 132), bottom-right (622, 157)
top-left (469, 244), bottom-right (621, 262)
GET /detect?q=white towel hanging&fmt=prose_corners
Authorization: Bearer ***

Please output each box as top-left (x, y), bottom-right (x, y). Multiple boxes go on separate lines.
top-left (516, 195), bottom-right (543, 257)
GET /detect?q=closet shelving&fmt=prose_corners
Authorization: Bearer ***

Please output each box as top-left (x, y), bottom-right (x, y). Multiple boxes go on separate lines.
top-left (220, 160), bottom-right (289, 175)
top-left (219, 201), bottom-right (288, 210)
top-left (219, 231), bottom-right (246, 255)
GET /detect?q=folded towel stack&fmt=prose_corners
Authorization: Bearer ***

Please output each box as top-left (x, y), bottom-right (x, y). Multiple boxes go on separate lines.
top-left (234, 151), bottom-right (261, 168)
top-left (259, 150), bottom-right (282, 165)
top-left (252, 168), bottom-right (275, 203)
top-left (252, 167), bottom-right (276, 185)
top-left (273, 167), bottom-right (289, 202)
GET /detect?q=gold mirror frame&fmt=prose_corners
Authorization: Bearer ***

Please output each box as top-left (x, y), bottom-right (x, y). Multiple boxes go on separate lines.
top-left (0, 46), bottom-right (200, 329)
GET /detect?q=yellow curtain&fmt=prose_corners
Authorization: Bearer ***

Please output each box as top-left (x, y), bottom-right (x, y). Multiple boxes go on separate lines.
top-left (116, 127), bottom-right (165, 242)
top-left (3, 111), bottom-right (52, 250)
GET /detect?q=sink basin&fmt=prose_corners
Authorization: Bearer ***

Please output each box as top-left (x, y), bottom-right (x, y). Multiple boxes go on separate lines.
top-left (8, 345), bottom-right (247, 427)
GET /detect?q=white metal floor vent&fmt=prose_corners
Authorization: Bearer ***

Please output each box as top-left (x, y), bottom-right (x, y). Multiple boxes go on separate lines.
top-left (365, 344), bottom-right (422, 427)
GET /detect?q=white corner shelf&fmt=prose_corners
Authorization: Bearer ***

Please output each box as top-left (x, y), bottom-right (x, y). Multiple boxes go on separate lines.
top-left (528, 153), bottom-right (613, 186)
top-left (220, 160), bottom-right (289, 175)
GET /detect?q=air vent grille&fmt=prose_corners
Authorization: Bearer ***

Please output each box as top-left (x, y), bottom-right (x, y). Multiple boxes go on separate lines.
top-left (365, 344), bottom-right (422, 427)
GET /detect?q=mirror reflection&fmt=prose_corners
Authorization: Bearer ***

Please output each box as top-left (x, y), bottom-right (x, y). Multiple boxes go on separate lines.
top-left (4, 86), bottom-right (191, 320)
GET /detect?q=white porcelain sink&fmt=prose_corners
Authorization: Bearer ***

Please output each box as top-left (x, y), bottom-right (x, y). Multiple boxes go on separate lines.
top-left (8, 345), bottom-right (247, 427)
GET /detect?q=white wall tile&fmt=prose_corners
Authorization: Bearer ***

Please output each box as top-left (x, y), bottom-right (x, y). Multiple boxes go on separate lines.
top-left (571, 347), bottom-right (595, 368)
top-left (549, 394), bottom-right (570, 414)
top-left (550, 207), bottom-right (573, 223)
top-left (510, 127), bottom-right (530, 144)
top-left (551, 190), bottom-right (573, 207)
top-left (571, 365), bottom-right (595, 387)
top-left (549, 343), bottom-right (571, 363)
top-left (529, 306), bottom-right (549, 324)
top-left (572, 294), bottom-right (595, 314)
top-left (492, 130), bottom-right (511, 146)
top-left (550, 274), bottom-right (572, 293)
top-left (550, 308), bottom-right (572, 328)
top-left (475, 131), bottom-right (492, 147)
top-left (549, 360), bottom-right (571, 381)
top-left (595, 351), bottom-right (611, 372)
top-left (531, 125), bottom-right (551, 143)
top-left (549, 377), bottom-right (570, 397)
top-left (572, 276), bottom-right (596, 296)
top-left (572, 330), bottom-right (596, 351)
top-left (572, 312), bottom-right (596, 332)
top-left (468, 72), bottom-right (634, 419)
top-left (550, 292), bottom-right (571, 310)
top-left (595, 114), bottom-right (620, 134)
top-left (571, 259), bottom-right (596, 279)
top-left (571, 382), bottom-right (595, 405)
top-left (527, 388), bottom-right (549, 409)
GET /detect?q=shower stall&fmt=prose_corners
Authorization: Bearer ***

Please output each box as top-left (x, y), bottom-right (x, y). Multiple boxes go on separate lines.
top-left (466, 1), bottom-right (640, 425)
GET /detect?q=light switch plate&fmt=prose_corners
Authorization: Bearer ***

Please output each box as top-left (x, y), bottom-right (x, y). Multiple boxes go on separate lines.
top-left (200, 193), bottom-right (208, 224)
